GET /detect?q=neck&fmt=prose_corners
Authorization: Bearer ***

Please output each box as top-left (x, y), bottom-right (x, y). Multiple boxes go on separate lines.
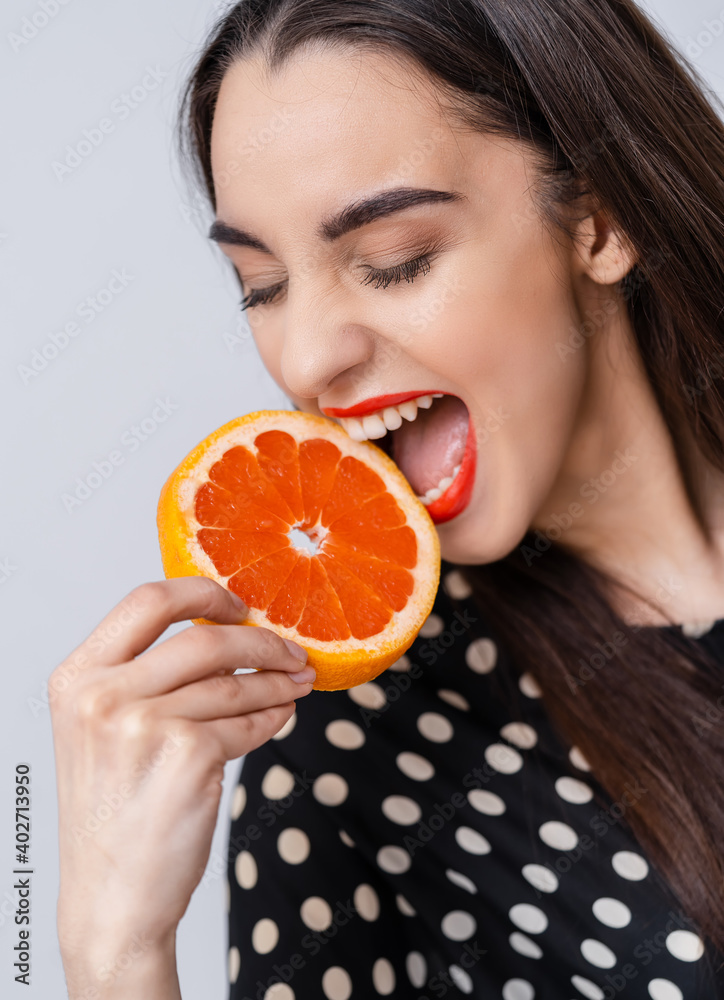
top-left (530, 292), bottom-right (724, 627)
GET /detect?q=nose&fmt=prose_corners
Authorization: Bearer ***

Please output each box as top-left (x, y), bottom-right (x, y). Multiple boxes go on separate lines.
top-left (279, 293), bottom-right (376, 401)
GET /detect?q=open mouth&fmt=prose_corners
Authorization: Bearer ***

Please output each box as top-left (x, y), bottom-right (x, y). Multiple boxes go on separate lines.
top-left (331, 393), bottom-right (475, 522)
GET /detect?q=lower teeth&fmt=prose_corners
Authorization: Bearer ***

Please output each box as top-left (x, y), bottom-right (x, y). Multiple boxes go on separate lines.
top-left (417, 464), bottom-right (461, 505)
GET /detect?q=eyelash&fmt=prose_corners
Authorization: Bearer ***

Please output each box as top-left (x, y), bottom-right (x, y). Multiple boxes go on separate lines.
top-left (239, 252), bottom-right (435, 311)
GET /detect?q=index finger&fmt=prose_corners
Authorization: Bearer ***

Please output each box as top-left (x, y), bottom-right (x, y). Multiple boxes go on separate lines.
top-left (70, 576), bottom-right (250, 668)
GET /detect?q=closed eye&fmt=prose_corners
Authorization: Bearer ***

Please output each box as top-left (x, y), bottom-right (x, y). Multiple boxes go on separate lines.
top-left (239, 251), bottom-right (437, 311)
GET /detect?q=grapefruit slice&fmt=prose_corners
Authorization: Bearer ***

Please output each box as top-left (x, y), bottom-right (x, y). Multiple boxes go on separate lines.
top-left (157, 410), bottom-right (441, 690)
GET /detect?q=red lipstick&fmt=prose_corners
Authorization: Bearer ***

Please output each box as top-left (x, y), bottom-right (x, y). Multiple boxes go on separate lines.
top-left (321, 391), bottom-right (442, 418)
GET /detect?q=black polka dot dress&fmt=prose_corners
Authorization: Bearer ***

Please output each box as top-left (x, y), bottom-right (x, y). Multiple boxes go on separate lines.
top-left (226, 559), bottom-right (724, 999)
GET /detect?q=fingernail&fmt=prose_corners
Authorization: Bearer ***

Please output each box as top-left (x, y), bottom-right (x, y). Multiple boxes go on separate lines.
top-left (290, 667), bottom-right (316, 684)
top-left (228, 591), bottom-right (248, 615)
top-left (283, 638), bottom-right (308, 663)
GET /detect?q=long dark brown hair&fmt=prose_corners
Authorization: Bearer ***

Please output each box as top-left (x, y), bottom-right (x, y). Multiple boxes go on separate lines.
top-left (177, 0), bottom-right (724, 958)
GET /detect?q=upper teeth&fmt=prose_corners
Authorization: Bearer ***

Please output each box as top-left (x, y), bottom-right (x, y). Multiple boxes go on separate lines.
top-left (338, 393), bottom-right (443, 442)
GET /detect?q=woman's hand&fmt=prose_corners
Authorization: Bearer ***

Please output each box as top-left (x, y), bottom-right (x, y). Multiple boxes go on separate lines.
top-left (50, 576), bottom-right (315, 998)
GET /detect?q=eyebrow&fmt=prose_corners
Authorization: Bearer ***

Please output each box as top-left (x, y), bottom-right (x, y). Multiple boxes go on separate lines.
top-left (208, 187), bottom-right (465, 253)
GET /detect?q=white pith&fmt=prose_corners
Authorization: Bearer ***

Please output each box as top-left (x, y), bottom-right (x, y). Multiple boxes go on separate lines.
top-left (335, 393), bottom-right (463, 504)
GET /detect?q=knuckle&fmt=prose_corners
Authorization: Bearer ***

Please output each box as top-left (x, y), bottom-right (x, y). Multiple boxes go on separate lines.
top-left (129, 581), bottom-right (172, 617)
top-left (185, 624), bottom-right (226, 660)
top-left (208, 672), bottom-right (242, 701)
top-left (117, 702), bottom-right (157, 742)
top-left (171, 723), bottom-right (212, 760)
top-left (247, 628), bottom-right (288, 668)
top-left (75, 681), bottom-right (118, 724)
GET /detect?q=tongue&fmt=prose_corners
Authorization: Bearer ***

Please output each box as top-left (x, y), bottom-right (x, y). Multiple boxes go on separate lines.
top-left (391, 395), bottom-right (469, 496)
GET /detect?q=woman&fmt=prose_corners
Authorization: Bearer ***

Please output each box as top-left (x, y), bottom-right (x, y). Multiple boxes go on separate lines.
top-left (51, 0), bottom-right (724, 997)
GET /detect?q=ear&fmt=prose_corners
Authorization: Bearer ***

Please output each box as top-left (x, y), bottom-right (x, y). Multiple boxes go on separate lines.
top-left (572, 207), bottom-right (637, 286)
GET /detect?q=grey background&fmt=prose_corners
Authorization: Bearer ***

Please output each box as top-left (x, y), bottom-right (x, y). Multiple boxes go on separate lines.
top-left (0, 1), bottom-right (721, 996)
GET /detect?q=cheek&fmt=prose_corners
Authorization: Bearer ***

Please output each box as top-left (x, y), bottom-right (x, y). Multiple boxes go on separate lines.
top-left (250, 319), bottom-right (286, 387)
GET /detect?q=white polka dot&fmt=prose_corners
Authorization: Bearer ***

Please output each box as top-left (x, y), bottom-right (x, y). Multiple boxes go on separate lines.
top-left (396, 894), bottom-right (416, 916)
top-left (571, 975), bottom-right (605, 1000)
top-left (325, 719), bottom-right (366, 749)
top-left (372, 957), bottom-right (395, 995)
top-left (263, 986), bottom-right (295, 1000)
top-left (455, 826), bottom-right (491, 855)
top-left (665, 929), bottom-right (705, 962)
top-left (592, 897), bottom-right (631, 928)
top-left (396, 751), bottom-right (435, 780)
top-left (347, 682), bottom-right (386, 709)
top-left (569, 745), bottom-right (592, 771)
top-left (521, 863), bottom-right (558, 893)
top-left (449, 964), bottom-right (474, 993)
top-left (501, 721), bottom-right (538, 749)
top-left (230, 784), bottom-right (246, 820)
top-left (611, 850), bottom-right (649, 881)
top-left (382, 794), bottom-right (422, 825)
top-left (509, 903), bottom-right (548, 934)
top-left (417, 711), bottom-right (454, 742)
top-left (300, 896), bottom-right (332, 931)
top-left (468, 788), bottom-right (506, 815)
top-left (322, 966), bottom-right (352, 1000)
top-left (648, 979), bottom-right (684, 1000)
top-left (438, 688), bottom-right (470, 711)
top-left (502, 980), bottom-right (535, 1000)
top-left (446, 868), bottom-right (478, 894)
top-left (406, 951), bottom-right (427, 988)
top-left (354, 883), bottom-right (380, 921)
top-left (441, 910), bottom-right (476, 941)
top-left (235, 850), bottom-right (257, 889)
top-left (485, 742), bottom-right (524, 774)
top-left (420, 613), bottom-right (444, 636)
top-left (443, 569), bottom-right (472, 599)
top-left (682, 619), bottom-right (715, 637)
top-left (539, 820), bottom-right (578, 850)
top-left (261, 765), bottom-right (295, 799)
top-left (277, 828), bottom-right (310, 865)
top-left (313, 772), bottom-right (349, 806)
top-left (272, 712), bottom-right (297, 740)
top-left (339, 829), bottom-right (355, 848)
top-left (555, 776), bottom-right (593, 804)
top-left (388, 654), bottom-right (410, 671)
top-left (509, 932), bottom-right (543, 959)
top-left (581, 938), bottom-right (617, 969)
top-left (228, 945), bottom-right (240, 984)
top-left (377, 845), bottom-right (411, 873)
top-left (519, 671), bottom-right (542, 698)
top-left (252, 917), bottom-right (279, 954)
top-left (465, 636), bottom-right (498, 673)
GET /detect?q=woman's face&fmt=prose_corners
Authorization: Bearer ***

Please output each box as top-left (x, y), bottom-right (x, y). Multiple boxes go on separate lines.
top-left (210, 44), bottom-right (599, 565)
